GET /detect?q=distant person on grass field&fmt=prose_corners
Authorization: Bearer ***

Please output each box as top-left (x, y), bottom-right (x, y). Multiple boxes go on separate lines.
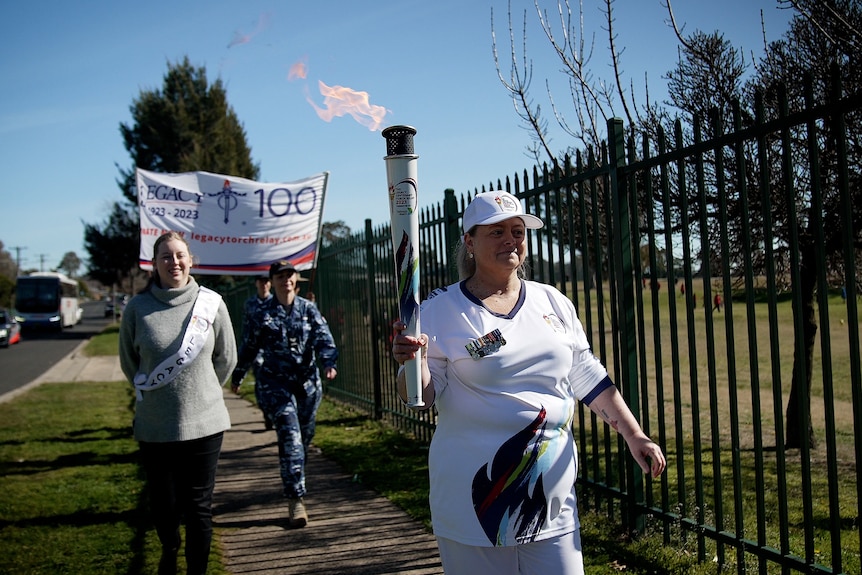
top-left (391, 191), bottom-right (666, 575)
top-left (232, 260), bottom-right (338, 529)
top-left (119, 231), bottom-right (237, 575)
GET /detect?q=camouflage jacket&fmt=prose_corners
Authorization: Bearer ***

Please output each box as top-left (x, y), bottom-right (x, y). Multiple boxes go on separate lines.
top-left (242, 294), bottom-right (272, 366)
top-left (235, 295), bottom-right (338, 385)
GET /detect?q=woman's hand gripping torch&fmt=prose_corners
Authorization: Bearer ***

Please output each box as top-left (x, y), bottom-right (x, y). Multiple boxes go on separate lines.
top-left (382, 125), bottom-right (424, 408)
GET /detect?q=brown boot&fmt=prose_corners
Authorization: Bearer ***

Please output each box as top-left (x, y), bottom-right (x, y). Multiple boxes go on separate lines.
top-left (288, 497), bottom-right (308, 528)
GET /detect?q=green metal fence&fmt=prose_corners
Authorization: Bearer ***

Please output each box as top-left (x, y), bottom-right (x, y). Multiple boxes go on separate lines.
top-left (225, 77), bottom-right (861, 574)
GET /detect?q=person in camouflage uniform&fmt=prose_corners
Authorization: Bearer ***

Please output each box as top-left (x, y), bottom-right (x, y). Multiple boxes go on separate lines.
top-left (240, 275), bottom-right (274, 430)
top-left (231, 261), bottom-right (338, 528)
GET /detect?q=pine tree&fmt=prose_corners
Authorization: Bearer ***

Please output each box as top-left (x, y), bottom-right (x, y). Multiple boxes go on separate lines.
top-left (85, 57), bottom-right (259, 289)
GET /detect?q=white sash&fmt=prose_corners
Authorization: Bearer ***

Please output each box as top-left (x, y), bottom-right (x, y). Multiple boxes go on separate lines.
top-left (133, 286), bottom-right (222, 401)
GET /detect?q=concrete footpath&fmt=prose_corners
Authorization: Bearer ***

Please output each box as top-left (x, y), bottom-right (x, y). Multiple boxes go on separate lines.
top-left (8, 342), bottom-right (444, 575)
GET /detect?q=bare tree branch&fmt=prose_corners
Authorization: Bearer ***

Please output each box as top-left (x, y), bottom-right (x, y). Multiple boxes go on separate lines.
top-left (533, 0), bottom-right (619, 150)
top-left (663, 0), bottom-right (748, 117)
top-left (492, 2), bottom-right (555, 163)
top-left (780, 0), bottom-right (862, 52)
top-left (602, 0), bottom-right (636, 126)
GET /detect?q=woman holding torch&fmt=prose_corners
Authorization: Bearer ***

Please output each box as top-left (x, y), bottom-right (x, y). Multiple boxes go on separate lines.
top-left (391, 191), bottom-right (666, 575)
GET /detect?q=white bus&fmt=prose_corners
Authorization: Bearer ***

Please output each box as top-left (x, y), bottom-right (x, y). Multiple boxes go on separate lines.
top-left (14, 272), bottom-right (82, 331)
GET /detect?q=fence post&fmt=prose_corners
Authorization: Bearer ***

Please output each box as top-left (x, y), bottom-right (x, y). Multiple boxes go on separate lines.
top-left (364, 219), bottom-right (384, 420)
top-left (443, 189), bottom-right (461, 284)
top-left (606, 117), bottom-right (645, 532)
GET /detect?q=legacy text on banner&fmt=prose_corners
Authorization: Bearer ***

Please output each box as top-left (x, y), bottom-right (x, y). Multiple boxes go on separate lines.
top-left (136, 169), bottom-right (329, 275)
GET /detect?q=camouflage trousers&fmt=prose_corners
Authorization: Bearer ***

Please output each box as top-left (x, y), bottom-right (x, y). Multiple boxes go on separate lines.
top-left (257, 378), bottom-right (323, 498)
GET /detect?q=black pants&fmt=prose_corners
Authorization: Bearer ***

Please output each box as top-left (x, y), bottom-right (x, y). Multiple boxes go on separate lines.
top-left (139, 433), bottom-right (223, 575)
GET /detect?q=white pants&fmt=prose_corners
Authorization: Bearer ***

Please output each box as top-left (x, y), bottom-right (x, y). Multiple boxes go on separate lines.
top-left (436, 530), bottom-right (584, 575)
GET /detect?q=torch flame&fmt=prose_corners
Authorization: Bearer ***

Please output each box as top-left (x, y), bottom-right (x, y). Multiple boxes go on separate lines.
top-left (288, 59), bottom-right (307, 80)
top-left (227, 12), bottom-right (270, 48)
top-left (307, 80), bottom-right (388, 131)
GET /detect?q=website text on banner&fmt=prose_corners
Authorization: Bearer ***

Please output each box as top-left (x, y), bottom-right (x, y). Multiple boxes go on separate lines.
top-left (136, 169), bottom-right (329, 276)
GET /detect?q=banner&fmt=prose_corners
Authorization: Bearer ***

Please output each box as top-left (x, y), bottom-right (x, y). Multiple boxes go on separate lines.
top-left (136, 169), bottom-right (329, 275)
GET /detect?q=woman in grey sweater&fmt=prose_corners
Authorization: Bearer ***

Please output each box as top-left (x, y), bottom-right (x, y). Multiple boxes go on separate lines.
top-left (119, 231), bottom-right (237, 575)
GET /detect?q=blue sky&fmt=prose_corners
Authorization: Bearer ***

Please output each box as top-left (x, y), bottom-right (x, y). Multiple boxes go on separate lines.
top-left (0, 0), bottom-right (793, 273)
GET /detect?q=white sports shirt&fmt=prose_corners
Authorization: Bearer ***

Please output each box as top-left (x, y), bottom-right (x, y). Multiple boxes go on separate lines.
top-left (422, 279), bottom-right (611, 547)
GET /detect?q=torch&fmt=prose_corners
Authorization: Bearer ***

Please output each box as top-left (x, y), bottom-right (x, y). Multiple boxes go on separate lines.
top-left (382, 125), bottom-right (424, 407)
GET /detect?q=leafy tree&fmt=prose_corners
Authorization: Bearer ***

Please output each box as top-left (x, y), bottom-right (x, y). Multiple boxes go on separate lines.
top-left (116, 56), bottom-right (260, 204)
top-left (0, 275), bottom-right (13, 309)
top-left (83, 203), bottom-right (141, 289)
top-left (0, 241), bottom-right (18, 282)
top-left (57, 252), bottom-right (82, 278)
top-left (320, 220), bottom-right (352, 247)
top-left (75, 279), bottom-right (92, 299)
top-left (0, 241), bottom-right (18, 308)
top-left (85, 56), bottom-right (260, 288)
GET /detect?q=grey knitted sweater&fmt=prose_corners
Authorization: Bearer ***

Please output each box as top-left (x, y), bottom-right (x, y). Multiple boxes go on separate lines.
top-left (119, 277), bottom-right (237, 443)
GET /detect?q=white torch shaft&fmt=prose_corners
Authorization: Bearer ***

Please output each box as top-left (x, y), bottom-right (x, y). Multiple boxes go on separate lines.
top-left (383, 125), bottom-right (424, 408)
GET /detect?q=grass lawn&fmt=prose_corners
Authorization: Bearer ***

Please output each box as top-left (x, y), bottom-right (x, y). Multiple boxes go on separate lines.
top-left (0, 380), bottom-right (220, 574)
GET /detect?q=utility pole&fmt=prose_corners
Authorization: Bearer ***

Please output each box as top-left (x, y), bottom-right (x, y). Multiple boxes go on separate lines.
top-left (12, 246), bottom-right (26, 275)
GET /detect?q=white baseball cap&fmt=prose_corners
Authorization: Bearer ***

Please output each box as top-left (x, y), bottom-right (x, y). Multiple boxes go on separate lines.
top-left (462, 191), bottom-right (544, 232)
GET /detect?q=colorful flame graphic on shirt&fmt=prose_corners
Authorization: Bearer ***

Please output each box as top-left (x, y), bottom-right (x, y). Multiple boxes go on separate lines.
top-left (472, 407), bottom-right (548, 545)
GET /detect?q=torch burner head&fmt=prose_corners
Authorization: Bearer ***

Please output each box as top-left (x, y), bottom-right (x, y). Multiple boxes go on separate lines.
top-left (382, 125), bottom-right (417, 156)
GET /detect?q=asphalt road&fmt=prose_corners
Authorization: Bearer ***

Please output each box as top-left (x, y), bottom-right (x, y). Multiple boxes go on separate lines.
top-left (0, 300), bottom-right (113, 396)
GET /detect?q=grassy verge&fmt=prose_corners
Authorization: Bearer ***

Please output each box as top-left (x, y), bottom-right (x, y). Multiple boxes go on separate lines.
top-left (0, 323), bottom-right (228, 575)
top-left (0, 379), bottom-right (228, 574)
top-left (83, 322), bottom-right (120, 356)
